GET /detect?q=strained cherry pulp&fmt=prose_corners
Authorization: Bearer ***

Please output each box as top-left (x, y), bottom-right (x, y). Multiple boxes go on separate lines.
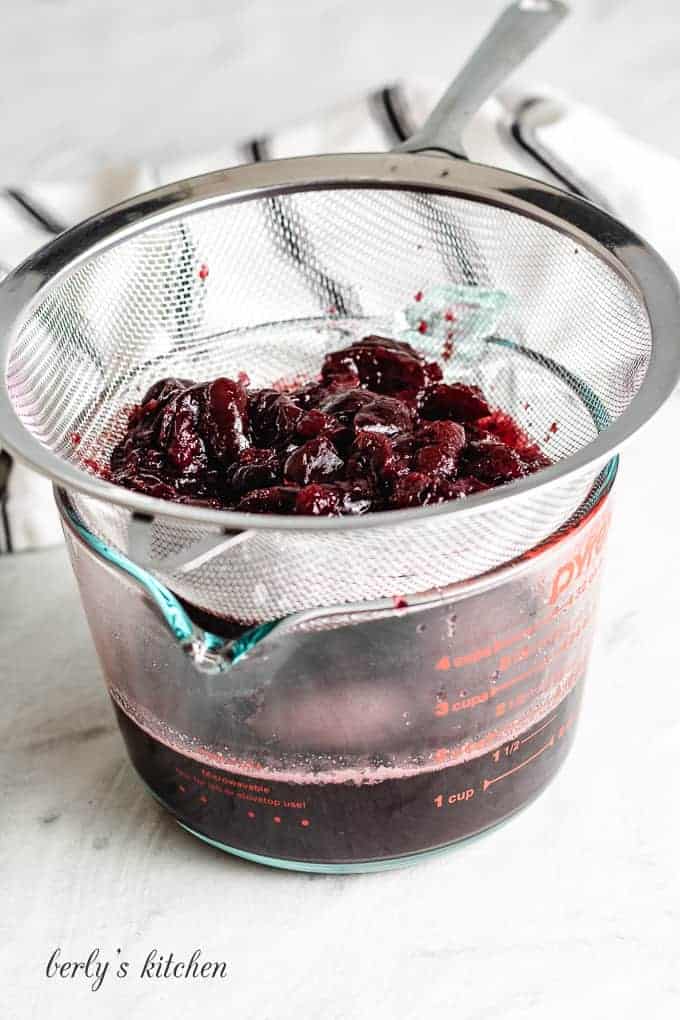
top-left (109, 334), bottom-right (551, 515)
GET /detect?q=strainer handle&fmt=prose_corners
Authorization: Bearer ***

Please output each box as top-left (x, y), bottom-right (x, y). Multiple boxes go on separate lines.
top-left (399, 0), bottom-right (568, 159)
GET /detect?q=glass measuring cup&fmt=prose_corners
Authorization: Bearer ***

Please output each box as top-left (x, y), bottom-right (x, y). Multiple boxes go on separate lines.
top-left (57, 460), bottom-right (615, 872)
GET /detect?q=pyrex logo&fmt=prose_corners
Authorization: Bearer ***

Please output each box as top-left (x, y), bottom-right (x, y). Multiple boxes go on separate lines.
top-left (549, 515), bottom-right (610, 605)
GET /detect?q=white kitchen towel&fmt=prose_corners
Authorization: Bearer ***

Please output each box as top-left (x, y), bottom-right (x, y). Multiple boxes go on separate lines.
top-left (2, 80), bottom-right (678, 552)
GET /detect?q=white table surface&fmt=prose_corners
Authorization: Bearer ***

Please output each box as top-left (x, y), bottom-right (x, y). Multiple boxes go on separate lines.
top-left (2, 392), bottom-right (679, 1019)
top-left (2, 1), bottom-right (680, 1016)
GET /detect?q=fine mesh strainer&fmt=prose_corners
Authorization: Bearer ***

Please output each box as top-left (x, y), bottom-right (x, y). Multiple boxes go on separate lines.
top-left (1, 2), bottom-right (680, 631)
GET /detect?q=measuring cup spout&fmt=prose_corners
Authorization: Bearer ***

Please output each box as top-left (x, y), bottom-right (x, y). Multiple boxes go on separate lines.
top-left (56, 487), bottom-right (279, 675)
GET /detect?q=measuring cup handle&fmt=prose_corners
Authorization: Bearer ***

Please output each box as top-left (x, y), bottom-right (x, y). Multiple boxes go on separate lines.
top-left (398, 0), bottom-right (568, 159)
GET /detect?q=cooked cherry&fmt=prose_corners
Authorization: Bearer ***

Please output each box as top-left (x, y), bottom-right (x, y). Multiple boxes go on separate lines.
top-left (416, 420), bottom-right (466, 450)
top-left (200, 378), bottom-right (250, 464)
top-left (354, 394), bottom-right (414, 436)
top-left (461, 438), bottom-right (526, 484)
top-left (238, 486), bottom-right (300, 514)
top-left (295, 483), bottom-right (343, 516)
top-left (415, 445), bottom-right (458, 479)
top-left (421, 383), bottom-right (491, 422)
top-left (294, 409), bottom-right (348, 450)
top-left (476, 410), bottom-right (527, 449)
top-left (346, 430), bottom-right (411, 490)
top-left (432, 476), bottom-right (491, 500)
top-left (249, 389), bottom-right (304, 445)
top-left (296, 409), bottom-right (333, 439)
top-left (283, 436), bottom-right (344, 485)
top-left (520, 445), bottom-right (553, 470)
top-left (230, 447), bottom-right (281, 493)
top-left (412, 421), bottom-right (466, 480)
top-left (165, 389), bottom-right (208, 474)
top-left (318, 388), bottom-right (377, 424)
top-left (108, 332), bottom-right (550, 516)
top-left (140, 377), bottom-right (194, 406)
top-left (392, 471), bottom-right (436, 508)
top-left (297, 480), bottom-right (373, 516)
top-left (294, 380), bottom-right (341, 409)
top-left (322, 335), bottom-right (442, 399)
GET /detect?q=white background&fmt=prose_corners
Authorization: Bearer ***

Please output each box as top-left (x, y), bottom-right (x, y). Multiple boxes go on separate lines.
top-left (2, 0), bottom-right (680, 179)
top-left (2, 2), bottom-right (680, 1018)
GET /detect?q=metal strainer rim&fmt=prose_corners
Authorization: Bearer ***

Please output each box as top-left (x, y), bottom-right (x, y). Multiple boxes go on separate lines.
top-left (1, 151), bottom-right (678, 534)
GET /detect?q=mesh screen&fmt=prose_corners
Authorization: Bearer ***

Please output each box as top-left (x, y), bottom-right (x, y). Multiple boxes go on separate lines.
top-left (6, 185), bottom-right (651, 620)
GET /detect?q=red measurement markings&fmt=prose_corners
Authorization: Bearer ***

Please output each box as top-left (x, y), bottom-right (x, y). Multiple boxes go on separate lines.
top-left (483, 734), bottom-right (555, 792)
top-left (520, 713), bottom-right (558, 745)
top-left (434, 600), bottom-right (575, 673)
top-left (437, 607), bottom-right (558, 672)
top-left (491, 739), bottom-right (520, 763)
top-left (495, 658), bottom-right (586, 719)
top-left (433, 660), bottom-right (585, 766)
top-left (434, 559), bottom-right (602, 676)
top-left (436, 604), bottom-right (579, 673)
top-left (433, 788), bottom-right (475, 809)
top-left (436, 617), bottom-right (591, 718)
top-left (497, 619), bottom-right (574, 673)
top-left (556, 714), bottom-right (577, 741)
top-left (200, 769), bottom-right (271, 794)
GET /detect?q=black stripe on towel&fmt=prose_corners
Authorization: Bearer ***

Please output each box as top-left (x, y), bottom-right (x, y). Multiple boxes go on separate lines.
top-left (243, 131), bottom-right (357, 317)
top-left (5, 188), bottom-right (66, 235)
top-left (509, 117), bottom-right (589, 200)
top-left (373, 85), bottom-right (417, 145)
top-left (246, 137), bottom-right (271, 163)
top-left (0, 450), bottom-right (13, 554)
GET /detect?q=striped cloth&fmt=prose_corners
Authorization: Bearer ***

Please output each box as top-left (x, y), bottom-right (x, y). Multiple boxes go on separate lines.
top-left (3, 80), bottom-right (679, 553)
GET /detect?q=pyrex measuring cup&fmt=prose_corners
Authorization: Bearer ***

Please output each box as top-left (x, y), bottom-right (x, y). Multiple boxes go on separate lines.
top-left (57, 463), bottom-right (615, 871)
top-left (1, 0), bottom-right (678, 873)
